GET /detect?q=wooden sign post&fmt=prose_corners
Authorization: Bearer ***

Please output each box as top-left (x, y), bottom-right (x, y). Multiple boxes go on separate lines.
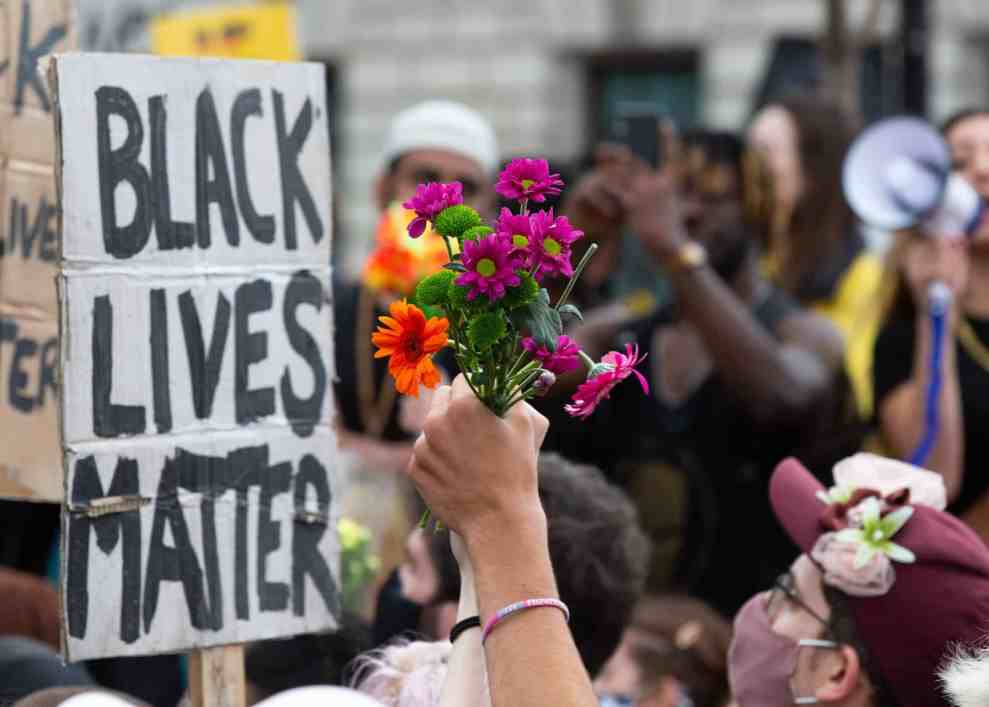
top-left (190, 645), bottom-right (247, 707)
top-left (48, 52), bottom-right (340, 703)
top-left (0, 0), bottom-right (76, 501)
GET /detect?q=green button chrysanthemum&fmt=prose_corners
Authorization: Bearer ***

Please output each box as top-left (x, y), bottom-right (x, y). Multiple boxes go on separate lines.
top-left (415, 270), bottom-right (456, 306)
top-left (467, 312), bottom-right (507, 350)
top-left (433, 205), bottom-right (483, 239)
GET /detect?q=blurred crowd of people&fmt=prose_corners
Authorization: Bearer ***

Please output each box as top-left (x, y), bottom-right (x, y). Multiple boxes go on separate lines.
top-left (2, 82), bottom-right (989, 707)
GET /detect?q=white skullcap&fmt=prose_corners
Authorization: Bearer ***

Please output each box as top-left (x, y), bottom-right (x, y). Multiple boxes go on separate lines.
top-left (254, 686), bottom-right (385, 707)
top-left (381, 100), bottom-right (499, 175)
top-left (59, 693), bottom-right (137, 707)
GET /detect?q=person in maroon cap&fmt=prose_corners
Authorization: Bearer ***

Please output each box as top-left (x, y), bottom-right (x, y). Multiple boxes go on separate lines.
top-left (728, 452), bottom-right (989, 707)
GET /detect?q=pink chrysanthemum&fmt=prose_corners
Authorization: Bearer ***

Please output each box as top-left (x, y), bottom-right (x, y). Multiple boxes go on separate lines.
top-left (565, 344), bottom-right (649, 419)
top-left (495, 207), bottom-right (535, 258)
top-left (455, 234), bottom-right (521, 302)
top-left (526, 210), bottom-right (584, 280)
top-left (496, 158), bottom-right (564, 203)
top-left (402, 182), bottom-right (464, 238)
top-left (522, 335), bottom-right (582, 375)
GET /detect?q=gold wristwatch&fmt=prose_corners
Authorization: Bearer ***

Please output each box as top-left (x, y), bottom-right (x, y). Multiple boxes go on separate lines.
top-left (666, 240), bottom-right (708, 273)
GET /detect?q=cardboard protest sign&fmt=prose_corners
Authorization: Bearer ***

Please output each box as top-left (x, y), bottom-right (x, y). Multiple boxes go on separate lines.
top-left (0, 0), bottom-right (75, 501)
top-left (151, 2), bottom-right (301, 61)
top-left (50, 52), bottom-right (339, 660)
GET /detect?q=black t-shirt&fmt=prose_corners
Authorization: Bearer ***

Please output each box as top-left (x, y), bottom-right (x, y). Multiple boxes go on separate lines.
top-left (873, 314), bottom-right (989, 515)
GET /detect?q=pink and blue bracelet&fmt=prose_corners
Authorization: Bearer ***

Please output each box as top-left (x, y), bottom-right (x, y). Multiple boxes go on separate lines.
top-left (481, 598), bottom-right (570, 643)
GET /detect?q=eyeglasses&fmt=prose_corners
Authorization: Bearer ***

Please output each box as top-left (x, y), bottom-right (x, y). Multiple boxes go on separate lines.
top-left (764, 571), bottom-right (831, 629)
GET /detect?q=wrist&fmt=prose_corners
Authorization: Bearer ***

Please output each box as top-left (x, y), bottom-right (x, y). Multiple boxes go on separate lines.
top-left (462, 498), bottom-right (546, 549)
top-left (457, 579), bottom-right (479, 619)
top-left (660, 239), bottom-right (708, 274)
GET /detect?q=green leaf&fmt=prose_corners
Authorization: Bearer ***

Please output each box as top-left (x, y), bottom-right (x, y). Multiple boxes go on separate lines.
top-left (512, 288), bottom-right (562, 352)
top-left (559, 303), bottom-right (584, 321)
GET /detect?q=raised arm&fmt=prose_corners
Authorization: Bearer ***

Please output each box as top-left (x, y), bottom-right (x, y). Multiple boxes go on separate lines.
top-left (409, 377), bottom-right (598, 707)
top-left (878, 238), bottom-right (966, 501)
top-left (438, 532), bottom-right (490, 707)
top-left (618, 152), bottom-right (843, 426)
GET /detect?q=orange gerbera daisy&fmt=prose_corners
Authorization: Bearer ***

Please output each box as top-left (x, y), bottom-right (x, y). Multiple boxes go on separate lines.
top-left (372, 300), bottom-right (450, 397)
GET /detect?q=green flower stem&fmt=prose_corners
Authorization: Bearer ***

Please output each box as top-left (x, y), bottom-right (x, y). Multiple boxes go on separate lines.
top-left (507, 360), bottom-right (541, 387)
top-left (504, 368), bottom-right (543, 409)
top-left (448, 314), bottom-right (486, 403)
top-left (485, 351), bottom-right (498, 399)
top-left (578, 349), bottom-right (596, 373)
top-left (441, 234), bottom-right (456, 261)
top-left (502, 387), bottom-right (537, 412)
top-left (505, 346), bottom-right (530, 380)
top-left (555, 242), bottom-right (598, 311)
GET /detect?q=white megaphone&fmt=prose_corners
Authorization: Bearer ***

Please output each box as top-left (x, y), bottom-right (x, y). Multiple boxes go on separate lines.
top-left (842, 117), bottom-right (982, 466)
top-left (843, 116), bottom-right (984, 241)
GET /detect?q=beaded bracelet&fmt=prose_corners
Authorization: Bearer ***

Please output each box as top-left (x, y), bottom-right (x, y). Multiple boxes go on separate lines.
top-left (481, 598), bottom-right (570, 643)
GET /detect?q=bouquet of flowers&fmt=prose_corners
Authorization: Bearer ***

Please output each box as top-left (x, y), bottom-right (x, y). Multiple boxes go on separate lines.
top-left (372, 158), bottom-right (648, 421)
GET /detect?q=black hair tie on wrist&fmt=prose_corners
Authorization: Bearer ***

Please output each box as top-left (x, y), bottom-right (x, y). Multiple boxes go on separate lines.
top-left (450, 616), bottom-right (481, 644)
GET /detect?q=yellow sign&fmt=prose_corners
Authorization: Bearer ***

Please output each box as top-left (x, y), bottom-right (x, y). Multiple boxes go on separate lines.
top-left (151, 2), bottom-right (301, 61)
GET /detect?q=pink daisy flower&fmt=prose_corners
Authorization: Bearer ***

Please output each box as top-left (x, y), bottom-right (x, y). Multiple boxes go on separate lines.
top-left (522, 335), bottom-right (582, 375)
top-left (456, 233), bottom-right (521, 302)
top-left (565, 344), bottom-right (649, 419)
top-left (402, 182), bottom-right (464, 238)
top-left (527, 210), bottom-right (584, 280)
top-left (496, 158), bottom-right (564, 203)
top-left (495, 207), bottom-right (535, 257)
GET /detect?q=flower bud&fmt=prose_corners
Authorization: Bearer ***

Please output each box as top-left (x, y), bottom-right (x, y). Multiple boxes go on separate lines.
top-left (534, 370), bottom-right (557, 396)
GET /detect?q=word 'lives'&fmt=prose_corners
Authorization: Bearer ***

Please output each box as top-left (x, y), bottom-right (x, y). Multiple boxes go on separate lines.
top-left (0, 195), bottom-right (59, 261)
top-left (93, 271), bottom-right (327, 438)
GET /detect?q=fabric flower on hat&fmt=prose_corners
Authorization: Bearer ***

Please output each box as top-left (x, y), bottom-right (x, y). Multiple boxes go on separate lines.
top-left (810, 530), bottom-right (897, 597)
top-left (831, 453), bottom-right (947, 511)
top-left (496, 158), bottom-right (564, 203)
top-left (455, 233), bottom-right (521, 302)
top-left (811, 496), bottom-right (916, 597)
top-left (402, 182), bottom-right (464, 238)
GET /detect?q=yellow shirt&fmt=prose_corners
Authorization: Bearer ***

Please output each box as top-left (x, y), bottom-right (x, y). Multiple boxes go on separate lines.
top-left (810, 251), bottom-right (884, 419)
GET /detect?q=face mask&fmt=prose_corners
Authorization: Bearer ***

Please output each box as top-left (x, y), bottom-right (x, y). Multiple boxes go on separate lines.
top-left (728, 593), bottom-right (838, 706)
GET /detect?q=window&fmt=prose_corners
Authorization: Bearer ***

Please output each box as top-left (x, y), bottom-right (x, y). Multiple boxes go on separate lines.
top-left (586, 49), bottom-right (701, 148)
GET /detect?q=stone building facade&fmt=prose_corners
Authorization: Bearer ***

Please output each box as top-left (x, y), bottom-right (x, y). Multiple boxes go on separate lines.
top-left (76, 0), bottom-right (989, 272)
